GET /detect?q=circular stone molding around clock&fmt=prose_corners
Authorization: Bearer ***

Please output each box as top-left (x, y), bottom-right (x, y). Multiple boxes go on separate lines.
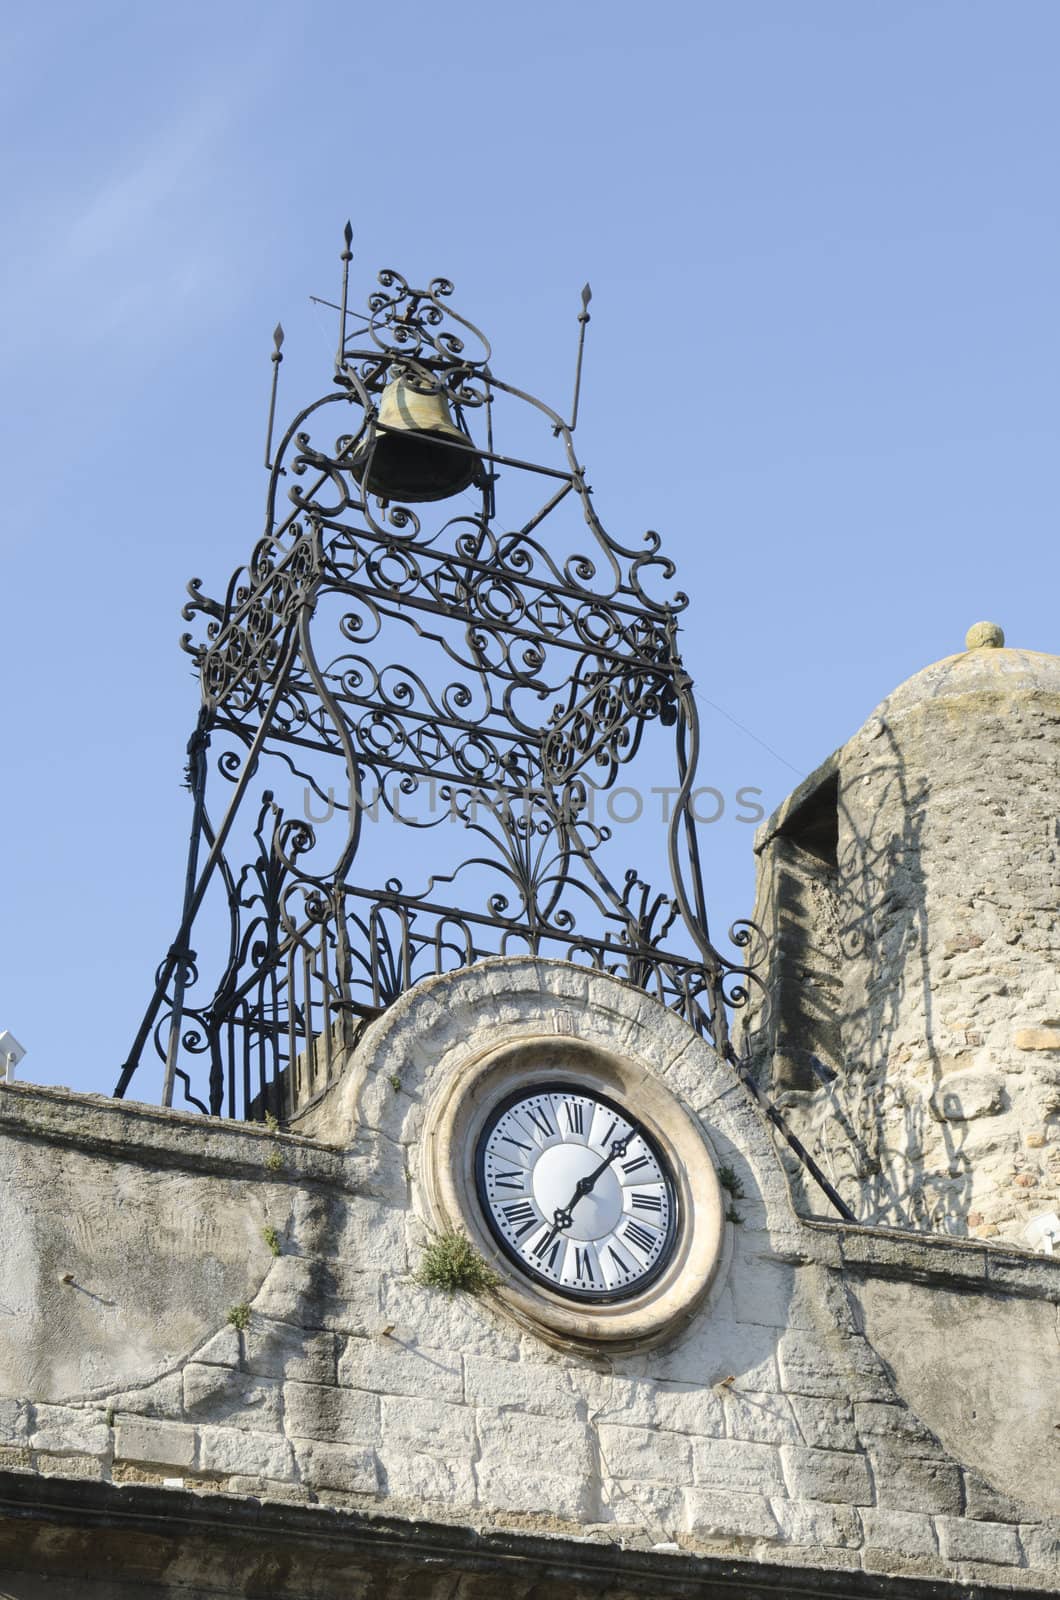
top-left (419, 991), bottom-right (727, 1352)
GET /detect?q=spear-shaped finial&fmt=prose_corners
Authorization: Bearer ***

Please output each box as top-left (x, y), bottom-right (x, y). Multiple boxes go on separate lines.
top-left (337, 220), bottom-right (353, 376)
top-left (264, 322), bottom-right (284, 470)
top-left (569, 281), bottom-right (592, 432)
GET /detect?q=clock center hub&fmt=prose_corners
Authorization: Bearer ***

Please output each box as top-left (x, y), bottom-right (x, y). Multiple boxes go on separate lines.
top-left (530, 1143), bottom-right (624, 1240)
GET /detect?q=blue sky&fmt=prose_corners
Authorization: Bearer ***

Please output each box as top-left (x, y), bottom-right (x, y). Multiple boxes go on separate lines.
top-left (2, 1), bottom-right (1057, 1100)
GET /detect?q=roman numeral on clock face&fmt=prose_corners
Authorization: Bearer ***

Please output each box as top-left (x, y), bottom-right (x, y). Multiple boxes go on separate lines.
top-left (492, 1169), bottom-right (524, 1191)
top-left (622, 1220), bottom-right (657, 1255)
top-left (525, 1105), bottom-right (554, 1140)
top-left (500, 1199), bottom-right (538, 1240)
top-left (529, 1228), bottom-right (562, 1269)
top-left (621, 1153), bottom-right (651, 1176)
top-left (630, 1190), bottom-right (664, 1214)
top-left (564, 1099), bottom-right (585, 1135)
top-left (573, 1246), bottom-right (596, 1284)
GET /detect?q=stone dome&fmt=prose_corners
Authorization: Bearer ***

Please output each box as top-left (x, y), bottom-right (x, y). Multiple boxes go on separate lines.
top-left (866, 641), bottom-right (1060, 730)
top-left (743, 624), bottom-right (1060, 1244)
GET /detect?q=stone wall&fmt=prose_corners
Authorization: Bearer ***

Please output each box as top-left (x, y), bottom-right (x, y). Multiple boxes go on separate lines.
top-left (0, 959), bottom-right (1058, 1597)
top-left (743, 641), bottom-right (1060, 1242)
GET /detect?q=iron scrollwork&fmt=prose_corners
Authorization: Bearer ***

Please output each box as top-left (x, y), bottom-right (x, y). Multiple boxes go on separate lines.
top-left (116, 248), bottom-right (765, 1120)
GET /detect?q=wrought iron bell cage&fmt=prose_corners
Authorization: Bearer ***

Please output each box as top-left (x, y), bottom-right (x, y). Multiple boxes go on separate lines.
top-left (116, 240), bottom-right (765, 1124)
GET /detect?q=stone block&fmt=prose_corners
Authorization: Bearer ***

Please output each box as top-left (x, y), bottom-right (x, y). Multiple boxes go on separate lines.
top-left (730, 1256), bottom-right (799, 1329)
top-left (789, 1397), bottom-right (858, 1452)
top-left (381, 1447), bottom-right (476, 1506)
top-left (340, 1335), bottom-right (462, 1404)
top-left (692, 1437), bottom-right (783, 1495)
top-left (199, 1426), bottom-right (292, 1481)
top-left (860, 1507), bottom-right (937, 1555)
top-left (30, 1405), bottom-right (109, 1458)
top-left (723, 1391), bottom-right (801, 1445)
top-left (243, 1322), bottom-right (338, 1386)
top-left (771, 1498), bottom-right (861, 1547)
top-left (589, 1372), bottom-right (723, 1437)
top-left (0, 1400), bottom-right (29, 1444)
top-left (35, 1453), bottom-right (106, 1481)
top-left (777, 1328), bottom-right (892, 1402)
top-left (464, 1353), bottom-right (579, 1418)
top-left (477, 1409), bottom-right (591, 1479)
top-left (730, 1253), bottom-right (846, 1334)
top-left (962, 1469), bottom-right (1030, 1523)
top-left (114, 1416), bottom-right (197, 1470)
top-left (652, 1382), bottom-right (725, 1438)
top-left (105, 1374), bottom-right (184, 1419)
top-left (683, 1488), bottom-right (779, 1540)
top-left (284, 1380), bottom-right (379, 1445)
top-left (930, 1070), bottom-right (1005, 1121)
top-left (1015, 1028), bottom-right (1060, 1051)
top-left (602, 1477), bottom-right (684, 1532)
top-left (936, 1515), bottom-right (1023, 1565)
top-left (474, 1463), bottom-right (593, 1522)
top-left (871, 1450), bottom-right (963, 1515)
top-left (193, 1326), bottom-right (241, 1367)
top-left (840, 1233), bottom-right (987, 1283)
top-left (224, 1476), bottom-right (312, 1506)
top-left (780, 1445), bottom-right (873, 1505)
top-left (382, 1276), bottom-right (522, 1361)
top-left (294, 1437), bottom-right (381, 1494)
top-left (335, 1197), bottom-right (410, 1272)
top-left (254, 1255), bottom-right (383, 1334)
top-left (853, 1401), bottom-right (941, 1455)
top-left (381, 1393), bottom-right (475, 1456)
top-left (598, 1423), bottom-right (692, 1485)
top-left (1021, 1524), bottom-right (1060, 1574)
top-left (182, 1365), bottom-right (282, 1432)
top-left (653, 1316), bottom-right (780, 1392)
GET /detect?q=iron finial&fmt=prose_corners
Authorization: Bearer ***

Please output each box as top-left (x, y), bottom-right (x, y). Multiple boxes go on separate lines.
top-left (337, 222), bottom-right (354, 376)
top-left (569, 280), bottom-right (593, 433)
top-left (264, 320), bottom-right (285, 470)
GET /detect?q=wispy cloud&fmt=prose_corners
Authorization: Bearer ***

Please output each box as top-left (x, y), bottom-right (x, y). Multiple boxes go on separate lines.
top-left (1, 29), bottom-right (277, 366)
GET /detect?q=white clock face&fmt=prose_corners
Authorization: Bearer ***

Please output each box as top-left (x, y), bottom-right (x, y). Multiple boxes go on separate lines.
top-left (476, 1084), bottom-right (678, 1301)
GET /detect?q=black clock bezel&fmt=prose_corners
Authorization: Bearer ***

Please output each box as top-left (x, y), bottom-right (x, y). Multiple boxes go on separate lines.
top-left (474, 1080), bottom-right (680, 1304)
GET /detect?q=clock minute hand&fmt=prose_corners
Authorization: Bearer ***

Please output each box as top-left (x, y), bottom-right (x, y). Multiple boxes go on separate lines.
top-left (552, 1136), bottom-right (629, 1231)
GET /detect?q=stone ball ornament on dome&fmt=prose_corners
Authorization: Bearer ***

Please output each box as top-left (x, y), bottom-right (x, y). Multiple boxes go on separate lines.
top-left (965, 620), bottom-right (1006, 650)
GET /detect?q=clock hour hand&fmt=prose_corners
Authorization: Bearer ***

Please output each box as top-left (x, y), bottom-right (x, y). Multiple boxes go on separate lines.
top-left (553, 1136), bottom-right (629, 1231)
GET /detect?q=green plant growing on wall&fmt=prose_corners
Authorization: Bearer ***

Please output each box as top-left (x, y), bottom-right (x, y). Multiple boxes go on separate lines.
top-left (415, 1231), bottom-right (499, 1296)
top-left (388, 1074), bottom-right (401, 1092)
top-left (717, 1164), bottom-right (746, 1200)
top-left (264, 1148), bottom-right (284, 1172)
top-left (725, 1203), bottom-right (744, 1225)
top-left (226, 1302), bottom-right (252, 1332)
top-left (263, 1112), bottom-right (280, 1132)
top-left (262, 1225), bottom-right (281, 1257)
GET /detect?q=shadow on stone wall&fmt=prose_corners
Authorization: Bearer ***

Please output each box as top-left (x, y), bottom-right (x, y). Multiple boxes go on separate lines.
top-left (745, 723), bottom-right (976, 1234)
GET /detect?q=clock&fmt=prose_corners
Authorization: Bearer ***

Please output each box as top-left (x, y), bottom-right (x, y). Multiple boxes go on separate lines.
top-left (476, 1084), bottom-right (678, 1302)
top-left (419, 1003), bottom-right (728, 1353)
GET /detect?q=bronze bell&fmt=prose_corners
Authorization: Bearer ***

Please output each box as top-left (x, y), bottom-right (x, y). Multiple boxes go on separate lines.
top-left (350, 376), bottom-right (482, 503)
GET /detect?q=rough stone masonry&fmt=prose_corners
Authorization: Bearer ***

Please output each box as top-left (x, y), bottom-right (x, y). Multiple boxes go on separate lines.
top-left (743, 626), bottom-right (1060, 1245)
top-left (0, 958), bottom-right (1057, 1598)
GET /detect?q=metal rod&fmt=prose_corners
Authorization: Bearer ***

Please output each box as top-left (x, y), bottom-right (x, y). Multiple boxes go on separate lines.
top-left (310, 293), bottom-right (369, 328)
top-left (160, 717), bottom-right (211, 1107)
top-left (264, 323), bottom-right (284, 470)
top-left (116, 626), bottom-right (302, 1097)
top-left (336, 221), bottom-right (353, 374)
top-left (726, 1046), bottom-right (858, 1222)
top-left (569, 283), bottom-right (592, 432)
